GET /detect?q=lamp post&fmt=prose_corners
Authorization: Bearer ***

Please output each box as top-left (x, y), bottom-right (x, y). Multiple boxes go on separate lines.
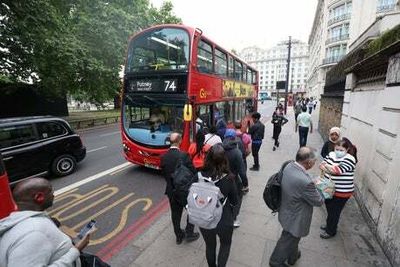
top-left (284, 36), bottom-right (292, 115)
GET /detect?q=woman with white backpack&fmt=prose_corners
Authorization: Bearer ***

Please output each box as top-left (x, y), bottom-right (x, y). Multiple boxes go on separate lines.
top-left (191, 144), bottom-right (238, 267)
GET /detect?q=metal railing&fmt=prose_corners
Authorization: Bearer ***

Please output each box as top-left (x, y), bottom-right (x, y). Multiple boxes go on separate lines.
top-left (327, 13), bottom-right (351, 26)
top-left (68, 116), bottom-right (120, 130)
top-left (376, 4), bottom-right (396, 13)
top-left (325, 34), bottom-right (350, 45)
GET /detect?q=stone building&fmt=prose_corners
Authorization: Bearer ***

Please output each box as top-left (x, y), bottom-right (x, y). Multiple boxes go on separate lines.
top-left (307, 0), bottom-right (398, 100)
top-left (322, 13), bottom-right (400, 266)
top-left (239, 40), bottom-right (309, 99)
top-left (315, 0), bottom-right (399, 139)
top-left (340, 24), bottom-right (400, 266)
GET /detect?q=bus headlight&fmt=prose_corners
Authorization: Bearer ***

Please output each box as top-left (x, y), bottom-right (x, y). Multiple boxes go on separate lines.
top-left (123, 143), bottom-right (130, 152)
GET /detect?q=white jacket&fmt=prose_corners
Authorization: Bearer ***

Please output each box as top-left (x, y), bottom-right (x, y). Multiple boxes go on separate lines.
top-left (0, 211), bottom-right (81, 267)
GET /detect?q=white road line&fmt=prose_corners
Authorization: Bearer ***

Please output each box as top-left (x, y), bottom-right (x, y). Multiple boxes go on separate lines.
top-left (87, 146), bottom-right (108, 153)
top-left (99, 131), bottom-right (120, 137)
top-left (54, 162), bottom-right (131, 196)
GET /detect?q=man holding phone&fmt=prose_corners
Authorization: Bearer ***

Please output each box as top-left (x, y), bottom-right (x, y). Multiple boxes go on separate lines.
top-left (0, 178), bottom-right (90, 267)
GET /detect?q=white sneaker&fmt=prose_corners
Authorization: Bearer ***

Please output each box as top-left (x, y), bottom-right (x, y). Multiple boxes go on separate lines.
top-left (233, 220), bottom-right (240, 228)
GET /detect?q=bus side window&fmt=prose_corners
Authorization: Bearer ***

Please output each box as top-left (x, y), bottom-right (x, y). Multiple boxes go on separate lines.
top-left (228, 56), bottom-right (234, 78)
top-left (234, 60), bottom-right (243, 81)
top-left (215, 48), bottom-right (227, 77)
top-left (197, 40), bottom-right (213, 74)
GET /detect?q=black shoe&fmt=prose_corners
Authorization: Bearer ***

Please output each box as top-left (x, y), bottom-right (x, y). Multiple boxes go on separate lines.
top-left (242, 186), bottom-right (249, 194)
top-left (273, 146), bottom-right (276, 151)
top-left (276, 141), bottom-right (280, 147)
top-left (176, 234), bottom-right (185, 245)
top-left (249, 166), bottom-right (260, 171)
top-left (288, 251), bottom-right (301, 265)
top-left (185, 232), bottom-right (200, 242)
top-left (270, 263), bottom-right (289, 267)
top-left (320, 231), bottom-right (335, 239)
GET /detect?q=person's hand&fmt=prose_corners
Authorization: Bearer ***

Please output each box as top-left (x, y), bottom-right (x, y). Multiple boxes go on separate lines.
top-left (75, 234), bottom-right (90, 252)
top-left (319, 162), bottom-right (327, 171)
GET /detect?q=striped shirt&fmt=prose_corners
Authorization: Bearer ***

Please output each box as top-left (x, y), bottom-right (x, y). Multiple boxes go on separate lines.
top-left (323, 151), bottom-right (357, 198)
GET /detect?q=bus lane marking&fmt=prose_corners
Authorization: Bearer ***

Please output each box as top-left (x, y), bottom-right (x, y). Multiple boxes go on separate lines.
top-left (87, 146), bottom-right (108, 153)
top-left (50, 185), bottom-right (119, 221)
top-left (99, 131), bottom-right (120, 137)
top-left (50, 184), bottom-right (153, 245)
top-left (110, 164), bottom-right (132, 176)
top-left (54, 162), bottom-right (131, 196)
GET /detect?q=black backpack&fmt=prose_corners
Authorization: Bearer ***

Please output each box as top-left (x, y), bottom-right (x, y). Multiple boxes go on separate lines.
top-left (263, 160), bottom-right (293, 213)
top-left (171, 159), bottom-right (197, 206)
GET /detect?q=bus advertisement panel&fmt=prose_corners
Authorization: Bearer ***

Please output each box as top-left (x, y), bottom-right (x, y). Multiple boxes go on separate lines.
top-left (121, 24), bottom-right (258, 169)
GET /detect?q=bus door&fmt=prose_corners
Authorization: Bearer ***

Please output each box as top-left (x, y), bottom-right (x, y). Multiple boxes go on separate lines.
top-left (195, 105), bottom-right (213, 133)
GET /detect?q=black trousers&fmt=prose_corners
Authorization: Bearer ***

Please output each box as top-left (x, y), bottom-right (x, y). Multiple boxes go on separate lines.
top-left (168, 196), bottom-right (194, 238)
top-left (294, 113), bottom-right (299, 124)
top-left (273, 125), bottom-right (282, 146)
top-left (308, 107), bottom-right (313, 114)
top-left (325, 196), bottom-right (349, 236)
top-left (251, 142), bottom-right (262, 167)
top-left (233, 179), bottom-right (243, 221)
top-left (200, 225), bottom-right (234, 267)
top-left (298, 126), bottom-right (309, 147)
top-left (270, 230), bottom-right (301, 267)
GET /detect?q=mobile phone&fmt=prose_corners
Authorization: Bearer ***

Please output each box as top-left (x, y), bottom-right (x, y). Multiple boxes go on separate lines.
top-left (77, 219), bottom-right (96, 239)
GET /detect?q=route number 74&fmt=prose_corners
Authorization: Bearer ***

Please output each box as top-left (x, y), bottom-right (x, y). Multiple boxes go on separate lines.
top-left (164, 80), bottom-right (177, 92)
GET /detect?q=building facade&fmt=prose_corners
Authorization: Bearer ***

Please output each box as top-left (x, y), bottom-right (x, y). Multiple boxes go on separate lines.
top-left (307, 0), bottom-right (353, 100)
top-left (307, 0), bottom-right (399, 100)
top-left (239, 40), bottom-right (309, 98)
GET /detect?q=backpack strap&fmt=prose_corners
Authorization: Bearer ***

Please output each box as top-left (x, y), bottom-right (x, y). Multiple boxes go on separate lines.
top-left (204, 134), bottom-right (215, 145)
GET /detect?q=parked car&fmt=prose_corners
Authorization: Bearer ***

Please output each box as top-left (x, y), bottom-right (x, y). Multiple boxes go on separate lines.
top-left (0, 116), bottom-right (86, 184)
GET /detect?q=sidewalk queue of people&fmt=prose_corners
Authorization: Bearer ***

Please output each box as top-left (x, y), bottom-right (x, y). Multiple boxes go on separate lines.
top-left (158, 102), bottom-right (359, 267)
top-left (0, 105), bottom-right (360, 267)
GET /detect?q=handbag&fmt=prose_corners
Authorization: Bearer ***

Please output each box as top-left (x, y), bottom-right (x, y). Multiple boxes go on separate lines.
top-left (315, 170), bottom-right (335, 199)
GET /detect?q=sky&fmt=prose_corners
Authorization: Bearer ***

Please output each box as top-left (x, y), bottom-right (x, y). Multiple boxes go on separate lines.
top-left (149, 0), bottom-right (318, 52)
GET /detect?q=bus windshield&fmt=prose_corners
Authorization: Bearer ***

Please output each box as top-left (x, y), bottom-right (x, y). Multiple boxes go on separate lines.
top-left (125, 28), bottom-right (190, 73)
top-left (123, 96), bottom-right (184, 147)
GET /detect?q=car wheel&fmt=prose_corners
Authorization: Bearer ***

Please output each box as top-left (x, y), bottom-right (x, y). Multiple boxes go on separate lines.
top-left (51, 155), bottom-right (77, 176)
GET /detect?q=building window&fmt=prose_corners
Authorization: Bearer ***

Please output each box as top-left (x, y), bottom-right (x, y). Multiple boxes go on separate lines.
top-left (377, 0), bottom-right (396, 12)
top-left (328, 2), bottom-right (352, 25)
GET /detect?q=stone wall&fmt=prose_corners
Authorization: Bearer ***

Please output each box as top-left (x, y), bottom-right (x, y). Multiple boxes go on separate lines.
top-left (318, 94), bottom-right (344, 141)
top-left (341, 51), bottom-right (400, 266)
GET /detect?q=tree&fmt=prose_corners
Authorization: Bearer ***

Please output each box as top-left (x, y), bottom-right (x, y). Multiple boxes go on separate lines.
top-left (0, 0), bottom-right (181, 104)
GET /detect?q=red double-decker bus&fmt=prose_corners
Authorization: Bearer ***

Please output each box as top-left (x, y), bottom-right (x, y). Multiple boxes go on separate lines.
top-left (121, 24), bottom-right (258, 169)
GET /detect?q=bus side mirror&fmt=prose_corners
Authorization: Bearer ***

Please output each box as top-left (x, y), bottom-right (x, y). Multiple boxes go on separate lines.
top-left (183, 104), bottom-right (193, 121)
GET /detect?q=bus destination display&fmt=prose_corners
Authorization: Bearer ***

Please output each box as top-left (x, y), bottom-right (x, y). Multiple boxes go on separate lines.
top-left (127, 79), bottom-right (178, 93)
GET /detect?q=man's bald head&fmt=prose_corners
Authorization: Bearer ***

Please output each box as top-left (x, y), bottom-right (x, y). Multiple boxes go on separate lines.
top-left (170, 132), bottom-right (182, 146)
top-left (295, 146), bottom-right (317, 170)
top-left (13, 178), bottom-right (54, 211)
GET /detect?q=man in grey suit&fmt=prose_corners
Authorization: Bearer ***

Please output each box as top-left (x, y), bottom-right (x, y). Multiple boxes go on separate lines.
top-left (270, 147), bottom-right (324, 267)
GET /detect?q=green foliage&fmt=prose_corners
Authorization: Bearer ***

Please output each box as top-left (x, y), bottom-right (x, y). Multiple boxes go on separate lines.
top-left (0, 0), bottom-right (182, 104)
top-left (366, 24), bottom-right (400, 56)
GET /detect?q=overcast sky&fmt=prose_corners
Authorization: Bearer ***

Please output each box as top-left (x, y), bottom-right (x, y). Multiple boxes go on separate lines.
top-left (149, 0), bottom-right (318, 52)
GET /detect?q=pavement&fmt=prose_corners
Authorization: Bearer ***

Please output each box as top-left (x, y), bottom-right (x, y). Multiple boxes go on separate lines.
top-left (108, 106), bottom-right (392, 267)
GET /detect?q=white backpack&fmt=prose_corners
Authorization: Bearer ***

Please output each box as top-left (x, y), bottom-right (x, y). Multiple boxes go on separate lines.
top-left (187, 172), bottom-right (226, 229)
